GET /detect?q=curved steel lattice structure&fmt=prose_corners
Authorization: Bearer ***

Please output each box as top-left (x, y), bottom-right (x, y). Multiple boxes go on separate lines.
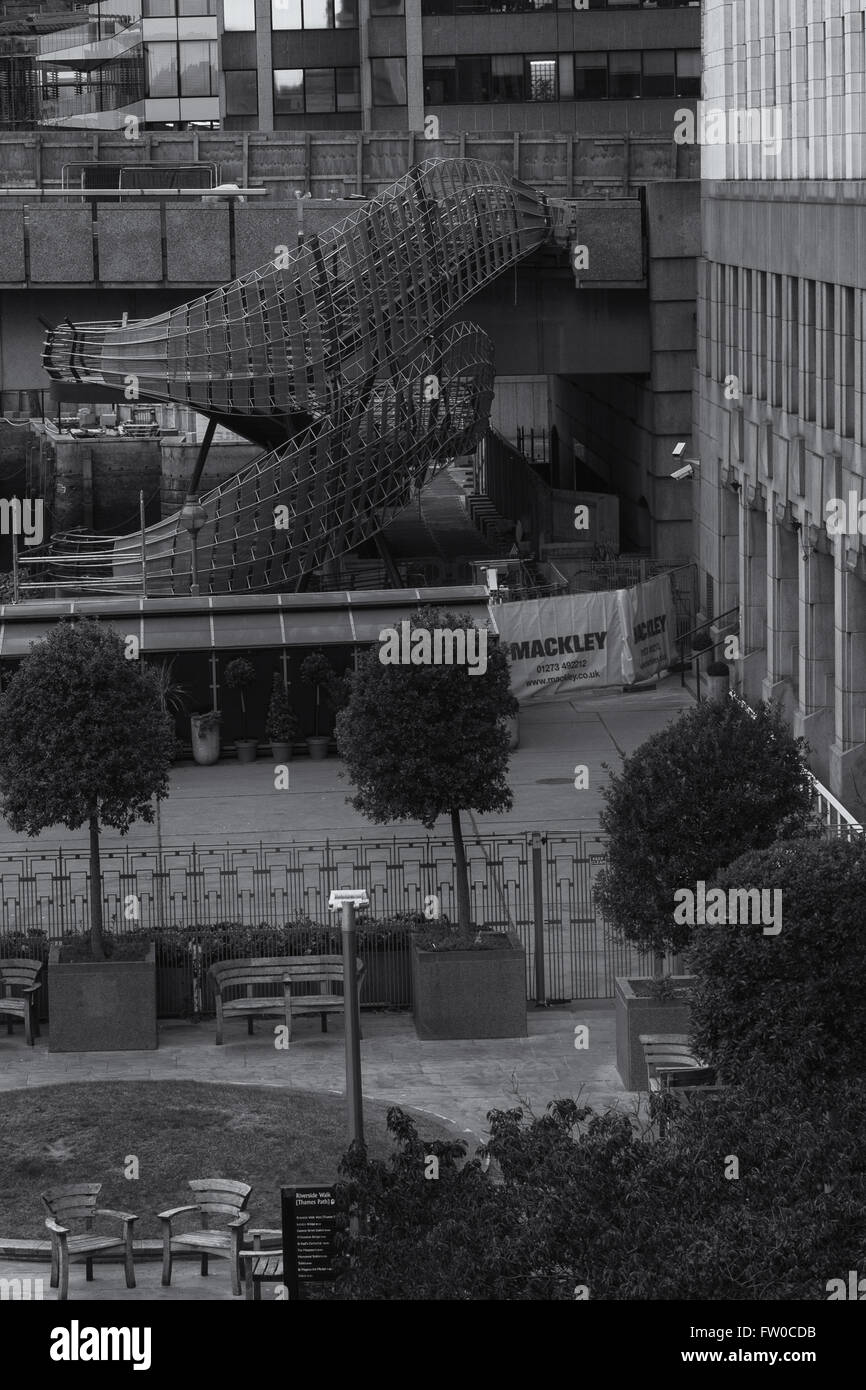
top-left (38, 158), bottom-right (550, 595)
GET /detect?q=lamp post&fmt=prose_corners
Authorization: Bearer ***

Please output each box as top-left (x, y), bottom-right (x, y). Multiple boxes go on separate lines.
top-left (179, 494), bottom-right (207, 596)
top-left (328, 888), bottom-right (368, 1148)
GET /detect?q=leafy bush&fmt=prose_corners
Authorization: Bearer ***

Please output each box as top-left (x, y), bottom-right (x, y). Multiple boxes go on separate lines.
top-left (594, 697), bottom-right (816, 963)
top-left (689, 836), bottom-right (866, 1085)
top-left (323, 1068), bottom-right (866, 1300)
top-left (265, 675), bottom-right (298, 743)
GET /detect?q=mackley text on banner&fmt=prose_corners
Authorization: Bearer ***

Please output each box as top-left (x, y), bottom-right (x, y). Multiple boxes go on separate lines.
top-left (619, 572), bottom-right (677, 685)
top-left (495, 591), bottom-right (626, 702)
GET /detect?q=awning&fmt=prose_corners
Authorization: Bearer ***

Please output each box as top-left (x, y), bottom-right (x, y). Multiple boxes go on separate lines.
top-left (0, 588), bottom-right (497, 658)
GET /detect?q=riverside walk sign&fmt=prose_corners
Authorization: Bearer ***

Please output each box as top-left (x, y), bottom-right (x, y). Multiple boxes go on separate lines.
top-left (496, 573), bottom-right (676, 702)
top-left (282, 1186), bottom-right (338, 1300)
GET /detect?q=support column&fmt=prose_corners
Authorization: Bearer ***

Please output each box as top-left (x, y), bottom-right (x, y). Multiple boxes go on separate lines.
top-left (794, 545), bottom-right (835, 785)
top-left (829, 547), bottom-right (866, 809)
top-left (762, 505), bottom-right (798, 718)
top-left (738, 490), bottom-right (767, 701)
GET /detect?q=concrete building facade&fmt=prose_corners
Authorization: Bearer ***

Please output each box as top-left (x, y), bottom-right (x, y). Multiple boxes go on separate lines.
top-left (695, 0), bottom-right (866, 810)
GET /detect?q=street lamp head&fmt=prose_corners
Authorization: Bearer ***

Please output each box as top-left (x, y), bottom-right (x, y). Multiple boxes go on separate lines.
top-left (180, 495), bottom-right (208, 535)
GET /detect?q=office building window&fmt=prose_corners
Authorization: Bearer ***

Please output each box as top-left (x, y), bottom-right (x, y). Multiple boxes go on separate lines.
top-left (272, 0), bottom-right (356, 27)
top-left (225, 68), bottom-right (257, 113)
top-left (274, 66), bottom-right (360, 111)
top-left (491, 55), bottom-right (522, 103)
top-left (178, 0), bottom-right (217, 12)
top-left (609, 51), bottom-right (640, 99)
top-left (527, 57), bottom-right (556, 101)
top-left (336, 66), bottom-right (360, 110)
top-left (371, 57), bottom-right (406, 106)
top-left (144, 0), bottom-right (176, 14)
top-left (641, 50), bottom-right (675, 99)
top-left (455, 57), bottom-right (489, 103)
top-left (179, 40), bottom-right (216, 95)
top-left (676, 49), bottom-right (700, 98)
top-left (370, 0), bottom-right (403, 11)
top-left (423, 60), bottom-right (456, 105)
top-left (147, 43), bottom-right (179, 96)
top-left (574, 52), bottom-right (607, 100)
top-left (224, 0), bottom-right (255, 29)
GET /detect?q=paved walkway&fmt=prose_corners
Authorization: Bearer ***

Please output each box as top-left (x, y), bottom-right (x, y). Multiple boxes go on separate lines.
top-left (0, 676), bottom-right (693, 852)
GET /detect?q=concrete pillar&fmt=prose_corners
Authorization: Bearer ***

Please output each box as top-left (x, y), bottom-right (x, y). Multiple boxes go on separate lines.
top-left (738, 489), bottom-right (767, 700)
top-left (829, 549), bottom-right (866, 808)
top-left (794, 545), bottom-right (835, 786)
top-left (405, 0), bottom-right (425, 133)
top-left (762, 506), bottom-right (799, 717)
top-left (254, 0), bottom-right (274, 133)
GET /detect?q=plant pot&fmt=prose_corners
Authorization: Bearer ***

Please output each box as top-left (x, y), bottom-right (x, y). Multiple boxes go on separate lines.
top-left (190, 713), bottom-right (220, 766)
top-left (48, 944), bottom-right (157, 1052)
top-left (614, 975), bottom-right (695, 1090)
top-left (270, 742), bottom-right (293, 762)
top-left (411, 933), bottom-right (527, 1039)
top-left (306, 736), bottom-right (330, 761)
top-left (235, 739), bottom-right (258, 764)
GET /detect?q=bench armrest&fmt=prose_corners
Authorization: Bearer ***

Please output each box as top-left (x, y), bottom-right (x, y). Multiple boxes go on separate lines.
top-left (245, 1227), bottom-right (282, 1250)
top-left (157, 1204), bottom-right (199, 1224)
top-left (21, 982), bottom-right (42, 995)
top-left (227, 1212), bottom-right (251, 1231)
top-left (45, 1218), bottom-right (70, 1237)
top-left (95, 1208), bottom-right (138, 1227)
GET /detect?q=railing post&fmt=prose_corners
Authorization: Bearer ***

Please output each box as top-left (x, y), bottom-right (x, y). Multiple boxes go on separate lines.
top-left (531, 831), bottom-right (547, 1007)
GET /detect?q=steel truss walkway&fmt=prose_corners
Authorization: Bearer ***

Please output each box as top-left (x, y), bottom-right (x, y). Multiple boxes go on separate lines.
top-left (37, 159), bottom-right (550, 595)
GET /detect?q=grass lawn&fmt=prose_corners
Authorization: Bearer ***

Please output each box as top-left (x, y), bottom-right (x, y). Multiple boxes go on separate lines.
top-left (0, 1081), bottom-right (461, 1239)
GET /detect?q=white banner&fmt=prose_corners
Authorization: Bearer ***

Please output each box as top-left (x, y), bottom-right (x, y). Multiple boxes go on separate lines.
top-left (497, 573), bottom-right (678, 703)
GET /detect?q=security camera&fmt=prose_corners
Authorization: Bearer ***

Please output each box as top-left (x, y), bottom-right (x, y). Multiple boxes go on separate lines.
top-left (672, 441), bottom-right (687, 458)
top-left (670, 463), bottom-right (694, 481)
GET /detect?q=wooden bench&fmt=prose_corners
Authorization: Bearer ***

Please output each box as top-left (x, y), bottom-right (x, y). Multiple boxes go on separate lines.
top-left (0, 958), bottom-right (43, 1046)
top-left (239, 1228), bottom-right (283, 1301)
top-left (640, 1033), bottom-right (723, 1136)
top-left (209, 955), bottom-right (365, 1046)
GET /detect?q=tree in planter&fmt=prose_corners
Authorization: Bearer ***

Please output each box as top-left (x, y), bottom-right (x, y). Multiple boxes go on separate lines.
top-left (224, 657), bottom-right (256, 744)
top-left (689, 835), bottom-right (866, 1085)
top-left (299, 649), bottom-right (348, 740)
top-left (594, 696), bottom-right (816, 975)
top-left (335, 608), bottom-right (517, 929)
top-left (0, 620), bottom-right (174, 960)
top-left (265, 673), bottom-right (299, 751)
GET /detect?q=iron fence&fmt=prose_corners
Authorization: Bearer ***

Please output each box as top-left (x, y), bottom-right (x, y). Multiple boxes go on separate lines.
top-left (0, 832), bottom-right (653, 1014)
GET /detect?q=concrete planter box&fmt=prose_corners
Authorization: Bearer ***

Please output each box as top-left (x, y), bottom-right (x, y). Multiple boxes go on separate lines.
top-left (412, 934), bottom-right (527, 1039)
top-left (48, 944), bottom-right (157, 1052)
top-left (615, 975), bottom-right (695, 1090)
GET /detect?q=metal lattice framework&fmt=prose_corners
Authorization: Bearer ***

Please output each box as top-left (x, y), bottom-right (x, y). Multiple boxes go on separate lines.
top-left (36, 158), bottom-right (550, 595)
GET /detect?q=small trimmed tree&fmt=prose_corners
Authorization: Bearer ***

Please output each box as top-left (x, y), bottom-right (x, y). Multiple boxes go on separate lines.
top-left (689, 835), bottom-right (866, 1084)
top-left (594, 696), bottom-right (815, 972)
top-left (0, 620), bottom-right (174, 960)
top-left (335, 607), bottom-right (517, 929)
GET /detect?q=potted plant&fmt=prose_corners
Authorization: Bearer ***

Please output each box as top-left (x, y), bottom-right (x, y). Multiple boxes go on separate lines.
top-left (300, 649), bottom-right (345, 760)
top-left (409, 919), bottom-right (527, 1039)
top-left (0, 621), bottom-right (173, 1051)
top-left (265, 674), bottom-right (298, 762)
top-left (224, 656), bottom-right (258, 763)
top-left (594, 697), bottom-right (816, 1089)
top-left (144, 660), bottom-right (190, 761)
top-left (190, 709), bottom-right (221, 766)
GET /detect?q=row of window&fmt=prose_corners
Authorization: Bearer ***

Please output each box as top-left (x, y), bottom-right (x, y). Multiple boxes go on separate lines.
top-left (227, 58), bottom-right (408, 113)
top-left (422, 0), bottom-right (699, 12)
top-left (706, 265), bottom-right (858, 442)
top-left (424, 48), bottom-right (699, 104)
top-left (223, 0), bottom-right (696, 28)
top-left (147, 40), bottom-right (218, 98)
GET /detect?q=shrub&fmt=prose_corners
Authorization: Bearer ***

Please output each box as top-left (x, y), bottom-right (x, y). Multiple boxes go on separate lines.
top-left (265, 675), bottom-right (298, 744)
top-left (688, 835), bottom-right (866, 1084)
top-left (594, 696), bottom-right (816, 965)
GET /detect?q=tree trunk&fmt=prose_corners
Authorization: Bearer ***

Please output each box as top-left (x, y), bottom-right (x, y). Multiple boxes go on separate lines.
top-left (450, 807), bottom-right (472, 931)
top-left (88, 812), bottom-right (105, 960)
top-left (654, 950), bottom-right (665, 981)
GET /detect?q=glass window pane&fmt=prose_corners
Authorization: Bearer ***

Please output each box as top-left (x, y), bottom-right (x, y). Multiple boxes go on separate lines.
top-left (336, 66), bottom-right (360, 110)
top-left (527, 57), bottom-right (556, 102)
top-left (423, 61), bottom-right (456, 105)
top-left (223, 0), bottom-right (255, 29)
top-left (642, 49), bottom-right (675, 99)
top-left (491, 55), bottom-right (522, 103)
top-left (147, 42), bottom-right (179, 97)
top-left (304, 67), bottom-right (335, 111)
top-left (676, 49), bottom-right (701, 98)
top-left (574, 51), bottom-right (607, 100)
top-left (303, 0), bottom-right (332, 26)
top-left (456, 56), bottom-right (489, 103)
top-left (335, 0), bottom-right (357, 24)
top-left (225, 68), bottom-right (257, 114)
top-left (370, 0), bottom-right (402, 11)
top-left (274, 67), bottom-right (303, 112)
top-left (371, 56), bottom-right (406, 105)
top-left (144, 0), bottom-right (174, 16)
top-left (178, 0), bottom-right (216, 13)
top-left (179, 39), bottom-right (214, 95)
top-left (272, 0), bottom-right (302, 27)
top-left (609, 50), bottom-right (640, 100)
top-left (142, 17), bottom-right (178, 38)
top-left (421, 0), bottom-right (453, 11)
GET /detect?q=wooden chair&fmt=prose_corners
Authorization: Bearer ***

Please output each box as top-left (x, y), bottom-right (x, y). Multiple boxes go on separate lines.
top-left (639, 1033), bottom-right (722, 1137)
top-left (0, 958), bottom-right (43, 1046)
top-left (209, 955), bottom-right (365, 1045)
top-left (41, 1183), bottom-right (137, 1301)
top-left (159, 1179), bottom-right (251, 1296)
